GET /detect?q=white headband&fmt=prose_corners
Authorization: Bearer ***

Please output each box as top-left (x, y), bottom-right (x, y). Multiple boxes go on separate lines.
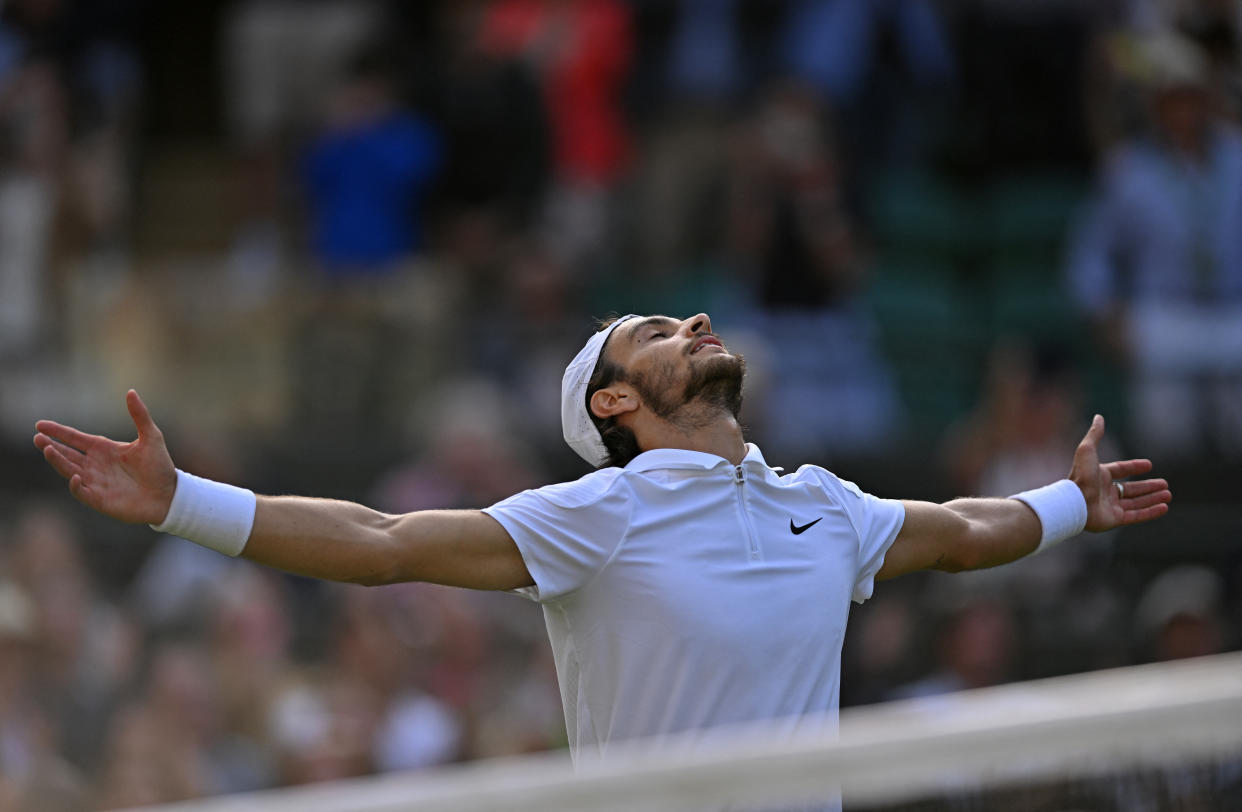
top-left (561, 314), bottom-right (639, 466)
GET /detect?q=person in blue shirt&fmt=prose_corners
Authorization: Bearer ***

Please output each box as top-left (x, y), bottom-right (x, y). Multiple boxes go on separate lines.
top-left (303, 50), bottom-right (441, 277)
top-left (1067, 34), bottom-right (1242, 457)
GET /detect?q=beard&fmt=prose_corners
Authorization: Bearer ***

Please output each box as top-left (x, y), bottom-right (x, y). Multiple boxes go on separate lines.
top-left (630, 352), bottom-right (746, 426)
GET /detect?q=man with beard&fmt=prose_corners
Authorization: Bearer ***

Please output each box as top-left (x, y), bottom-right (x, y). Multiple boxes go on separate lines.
top-left (33, 313), bottom-right (1170, 797)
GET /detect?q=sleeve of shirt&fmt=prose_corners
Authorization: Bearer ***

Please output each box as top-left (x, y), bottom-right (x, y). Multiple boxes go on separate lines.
top-left (847, 490), bottom-right (906, 603)
top-left (810, 470), bottom-right (905, 604)
top-left (482, 470), bottom-right (630, 603)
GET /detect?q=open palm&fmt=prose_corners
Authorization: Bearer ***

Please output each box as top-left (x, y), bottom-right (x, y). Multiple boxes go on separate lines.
top-left (1070, 415), bottom-right (1171, 533)
top-left (34, 390), bottom-right (177, 525)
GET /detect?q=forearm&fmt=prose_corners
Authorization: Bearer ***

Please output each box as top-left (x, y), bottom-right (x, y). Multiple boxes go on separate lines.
top-left (883, 480), bottom-right (1088, 581)
top-left (940, 497), bottom-right (1042, 571)
top-left (147, 471), bottom-right (398, 584)
top-left (941, 474), bottom-right (1092, 571)
top-left (151, 473), bottom-right (530, 590)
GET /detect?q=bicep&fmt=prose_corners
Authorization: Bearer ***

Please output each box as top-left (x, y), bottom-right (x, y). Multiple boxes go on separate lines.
top-left (875, 500), bottom-right (971, 581)
top-left (875, 497), bottom-right (1042, 581)
top-left (388, 510), bottom-right (533, 591)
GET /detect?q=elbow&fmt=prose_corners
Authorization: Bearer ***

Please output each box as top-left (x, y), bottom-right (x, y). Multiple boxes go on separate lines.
top-left (347, 554), bottom-right (418, 587)
top-left (937, 522), bottom-right (985, 573)
top-left (935, 553), bottom-right (969, 574)
top-left (348, 570), bottom-right (396, 587)
top-left (935, 546), bottom-right (975, 573)
top-left (341, 555), bottom-right (401, 586)
top-left (346, 546), bottom-right (414, 587)
top-left (344, 521), bottom-right (412, 587)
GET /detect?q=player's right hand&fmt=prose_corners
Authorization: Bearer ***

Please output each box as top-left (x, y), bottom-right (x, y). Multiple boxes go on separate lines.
top-left (34, 389), bottom-right (178, 525)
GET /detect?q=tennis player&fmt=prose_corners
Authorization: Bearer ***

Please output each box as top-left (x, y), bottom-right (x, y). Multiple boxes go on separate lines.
top-left (34, 312), bottom-right (1170, 805)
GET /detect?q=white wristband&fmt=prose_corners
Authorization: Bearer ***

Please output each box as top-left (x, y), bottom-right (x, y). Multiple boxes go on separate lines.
top-left (1011, 479), bottom-right (1088, 554)
top-left (149, 469), bottom-right (257, 557)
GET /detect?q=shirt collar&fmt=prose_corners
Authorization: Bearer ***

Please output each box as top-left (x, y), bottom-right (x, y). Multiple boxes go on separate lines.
top-left (624, 443), bottom-right (776, 473)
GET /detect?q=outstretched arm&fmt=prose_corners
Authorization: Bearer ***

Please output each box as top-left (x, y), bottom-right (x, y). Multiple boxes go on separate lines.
top-left (876, 415), bottom-right (1171, 580)
top-left (34, 391), bottom-right (533, 590)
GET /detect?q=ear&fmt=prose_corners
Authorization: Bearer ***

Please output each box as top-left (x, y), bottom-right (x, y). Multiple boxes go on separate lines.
top-left (589, 385), bottom-right (638, 421)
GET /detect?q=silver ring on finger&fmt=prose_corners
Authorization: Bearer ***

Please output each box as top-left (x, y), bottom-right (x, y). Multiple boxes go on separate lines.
top-left (1116, 482), bottom-right (1125, 498)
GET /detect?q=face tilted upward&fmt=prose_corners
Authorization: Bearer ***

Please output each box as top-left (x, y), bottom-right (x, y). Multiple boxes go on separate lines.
top-left (599, 314), bottom-right (746, 423)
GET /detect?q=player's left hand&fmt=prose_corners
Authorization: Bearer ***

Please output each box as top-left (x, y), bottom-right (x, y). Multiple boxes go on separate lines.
top-left (1070, 414), bottom-right (1171, 532)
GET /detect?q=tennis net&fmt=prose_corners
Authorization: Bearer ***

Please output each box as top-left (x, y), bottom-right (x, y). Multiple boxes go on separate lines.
top-left (119, 652), bottom-right (1242, 811)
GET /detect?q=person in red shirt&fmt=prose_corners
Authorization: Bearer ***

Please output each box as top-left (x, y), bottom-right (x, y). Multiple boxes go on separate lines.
top-left (481, 0), bottom-right (633, 260)
top-left (482, 0), bottom-right (632, 185)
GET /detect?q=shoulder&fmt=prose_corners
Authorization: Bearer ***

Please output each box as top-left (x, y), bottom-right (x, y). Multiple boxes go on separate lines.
top-left (782, 465), bottom-right (906, 554)
top-left (520, 467), bottom-right (629, 510)
top-left (784, 464), bottom-right (867, 502)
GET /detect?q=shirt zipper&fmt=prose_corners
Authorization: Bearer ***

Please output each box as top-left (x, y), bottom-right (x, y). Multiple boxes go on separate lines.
top-left (734, 465), bottom-right (761, 560)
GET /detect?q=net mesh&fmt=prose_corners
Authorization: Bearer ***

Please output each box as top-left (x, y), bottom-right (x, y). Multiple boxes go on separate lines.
top-left (119, 653), bottom-right (1242, 812)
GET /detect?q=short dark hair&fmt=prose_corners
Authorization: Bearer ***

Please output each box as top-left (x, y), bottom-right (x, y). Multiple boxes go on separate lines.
top-left (583, 317), bottom-right (642, 468)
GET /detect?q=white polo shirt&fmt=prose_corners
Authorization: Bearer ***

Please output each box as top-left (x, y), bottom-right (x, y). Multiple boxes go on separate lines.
top-left (483, 443), bottom-right (905, 762)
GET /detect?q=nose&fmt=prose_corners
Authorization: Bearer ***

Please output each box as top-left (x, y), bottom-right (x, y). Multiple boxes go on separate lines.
top-left (681, 313), bottom-right (712, 336)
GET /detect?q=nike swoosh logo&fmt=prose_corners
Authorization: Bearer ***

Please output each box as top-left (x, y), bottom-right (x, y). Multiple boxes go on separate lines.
top-left (790, 518), bottom-right (823, 535)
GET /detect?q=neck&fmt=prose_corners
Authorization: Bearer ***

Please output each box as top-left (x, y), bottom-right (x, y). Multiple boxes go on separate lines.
top-left (632, 409), bottom-right (748, 465)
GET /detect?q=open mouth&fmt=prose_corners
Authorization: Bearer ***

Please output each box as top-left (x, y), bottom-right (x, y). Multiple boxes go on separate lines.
top-left (691, 336), bottom-right (724, 354)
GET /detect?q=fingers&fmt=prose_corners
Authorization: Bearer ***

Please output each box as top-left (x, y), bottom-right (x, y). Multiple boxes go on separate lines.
top-left (34, 433), bottom-right (87, 464)
top-left (68, 473), bottom-right (96, 507)
top-left (63, 470), bottom-right (103, 512)
top-left (1114, 476), bottom-right (1171, 525)
top-left (1120, 488), bottom-right (1172, 511)
top-left (1077, 414), bottom-right (1105, 451)
top-left (1121, 502), bottom-right (1170, 524)
top-left (41, 441), bottom-right (84, 481)
top-left (1115, 478), bottom-right (1168, 499)
top-left (33, 420), bottom-right (98, 453)
top-left (126, 390), bottom-right (161, 441)
top-left (1104, 459), bottom-right (1153, 479)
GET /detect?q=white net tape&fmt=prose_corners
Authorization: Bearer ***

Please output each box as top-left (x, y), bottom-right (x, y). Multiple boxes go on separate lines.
top-left (122, 652), bottom-right (1242, 812)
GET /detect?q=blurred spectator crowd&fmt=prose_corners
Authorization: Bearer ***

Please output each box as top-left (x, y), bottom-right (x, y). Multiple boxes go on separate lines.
top-left (0, 0), bottom-right (1240, 809)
